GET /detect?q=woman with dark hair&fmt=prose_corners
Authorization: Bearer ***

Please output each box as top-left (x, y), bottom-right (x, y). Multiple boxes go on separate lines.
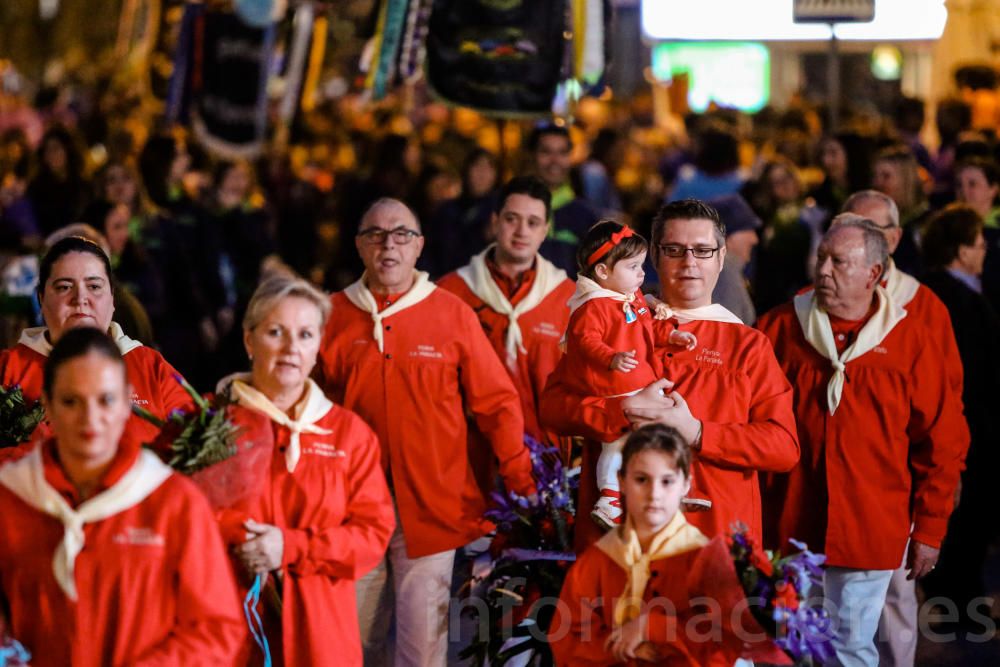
top-left (26, 125), bottom-right (90, 235)
top-left (137, 133), bottom-right (217, 387)
top-left (955, 157), bottom-right (1000, 227)
top-left (0, 236), bottom-right (194, 451)
top-left (79, 199), bottom-right (168, 329)
top-left (94, 159), bottom-right (157, 239)
top-left (919, 204), bottom-right (1000, 628)
top-left (198, 159), bottom-right (277, 381)
top-left (748, 158), bottom-right (818, 313)
top-left (138, 133), bottom-right (191, 212)
top-left (668, 122), bottom-right (744, 202)
top-left (809, 132), bottom-right (875, 216)
top-left (423, 148), bottom-right (499, 277)
top-left (580, 128), bottom-right (624, 215)
top-left (0, 327), bottom-right (245, 664)
top-left (953, 158), bottom-right (1000, 312)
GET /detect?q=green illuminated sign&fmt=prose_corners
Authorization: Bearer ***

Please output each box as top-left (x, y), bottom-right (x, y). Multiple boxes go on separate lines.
top-left (651, 42), bottom-right (770, 112)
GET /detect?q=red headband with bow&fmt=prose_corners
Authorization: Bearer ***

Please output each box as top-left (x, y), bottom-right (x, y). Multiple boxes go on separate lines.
top-left (586, 226), bottom-right (635, 267)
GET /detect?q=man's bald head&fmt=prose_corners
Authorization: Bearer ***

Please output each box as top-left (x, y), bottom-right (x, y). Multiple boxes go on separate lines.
top-left (359, 198), bottom-right (422, 233)
top-left (841, 190), bottom-right (902, 253)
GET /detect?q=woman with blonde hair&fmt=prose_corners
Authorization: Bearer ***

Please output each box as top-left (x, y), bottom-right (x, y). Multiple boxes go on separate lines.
top-left (218, 274), bottom-right (394, 666)
top-left (873, 145), bottom-right (931, 275)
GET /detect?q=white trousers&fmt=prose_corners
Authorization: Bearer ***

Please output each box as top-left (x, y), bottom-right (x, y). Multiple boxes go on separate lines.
top-left (877, 564), bottom-right (918, 666)
top-left (355, 515), bottom-right (456, 667)
top-left (824, 567), bottom-right (895, 667)
top-left (596, 435), bottom-right (627, 491)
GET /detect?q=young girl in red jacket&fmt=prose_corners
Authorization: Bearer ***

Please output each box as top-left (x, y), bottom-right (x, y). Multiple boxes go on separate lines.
top-left (548, 423), bottom-right (748, 666)
top-left (564, 221), bottom-right (696, 528)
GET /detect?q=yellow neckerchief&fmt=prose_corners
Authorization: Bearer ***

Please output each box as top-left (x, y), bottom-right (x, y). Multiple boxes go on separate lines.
top-left (227, 376), bottom-right (334, 473)
top-left (596, 511), bottom-right (709, 626)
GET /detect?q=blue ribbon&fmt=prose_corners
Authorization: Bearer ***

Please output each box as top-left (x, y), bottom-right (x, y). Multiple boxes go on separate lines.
top-left (0, 639), bottom-right (30, 667)
top-left (243, 574), bottom-right (272, 667)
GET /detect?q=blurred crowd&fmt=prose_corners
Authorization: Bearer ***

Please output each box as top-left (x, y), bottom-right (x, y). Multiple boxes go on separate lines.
top-left (2, 65), bottom-right (1000, 391)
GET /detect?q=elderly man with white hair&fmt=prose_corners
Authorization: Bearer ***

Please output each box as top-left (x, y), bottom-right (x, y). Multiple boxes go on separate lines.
top-left (758, 218), bottom-right (969, 667)
top-left (840, 190), bottom-right (968, 666)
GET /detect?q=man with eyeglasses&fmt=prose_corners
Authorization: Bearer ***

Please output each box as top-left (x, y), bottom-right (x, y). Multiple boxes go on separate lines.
top-left (541, 199), bottom-right (800, 551)
top-left (316, 198), bottom-right (536, 666)
top-left (757, 218), bottom-right (967, 667)
top-left (438, 176), bottom-right (575, 459)
top-left (841, 190), bottom-right (965, 667)
top-left (528, 124), bottom-right (599, 276)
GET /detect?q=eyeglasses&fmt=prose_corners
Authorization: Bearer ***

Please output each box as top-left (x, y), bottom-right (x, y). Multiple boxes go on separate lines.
top-left (357, 226), bottom-right (422, 245)
top-left (656, 244), bottom-right (721, 259)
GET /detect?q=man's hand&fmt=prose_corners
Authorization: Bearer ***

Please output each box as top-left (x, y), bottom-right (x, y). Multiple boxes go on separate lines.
top-left (611, 350), bottom-right (639, 373)
top-left (623, 381), bottom-right (702, 448)
top-left (906, 539), bottom-right (940, 580)
top-left (621, 378), bottom-right (676, 417)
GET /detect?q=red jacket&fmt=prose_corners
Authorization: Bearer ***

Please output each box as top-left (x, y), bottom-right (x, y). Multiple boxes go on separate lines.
top-left (549, 536), bottom-right (778, 667)
top-left (227, 403), bottom-right (395, 667)
top-left (563, 292), bottom-right (661, 402)
top-left (904, 282), bottom-right (964, 394)
top-left (437, 270), bottom-right (575, 443)
top-left (0, 342), bottom-right (194, 453)
top-left (0, 441), bottom-right (245, 666)
top-left (757, 301), bottom-right (969, 569)
top-left (317, 286), bottom-right (534, 558)
top-left (541, 318), bottom-right (799, 551)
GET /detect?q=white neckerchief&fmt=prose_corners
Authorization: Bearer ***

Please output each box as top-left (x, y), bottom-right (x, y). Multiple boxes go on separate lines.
top-left (456, 246), bottom-right (568, 368)
top-left (222, 374), bottom-right (334, 473)
top-left (18, 322), bottom-right (143, 357)
top-left (0, 446), bottom-right (172, 600)
top-left (882, 259), bottom-right (921, 308)
top-left (793, 286), bottom-right (907, 415)
top-left (643, 294), bottom-right (745, 325)
top-left (567, 276), bottom-right (637, 318)
top-left (342, 271), bottom-right (436, 352)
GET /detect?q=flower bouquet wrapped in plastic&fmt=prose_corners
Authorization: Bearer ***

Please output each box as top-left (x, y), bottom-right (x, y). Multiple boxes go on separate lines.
top-left (0, 385), bottom-right (44, 449)
top-left (460, 436), bottom-right (578, 666)
top-left (688, 523), bottom-right (836, 665)
top-left (134, 375), bottom-right (274, 662)
top-left (133, 375), bottom-right (271, 543)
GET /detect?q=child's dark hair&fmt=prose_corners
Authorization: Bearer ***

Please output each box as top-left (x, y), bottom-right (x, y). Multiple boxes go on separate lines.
top-left (576, 219), bottom-right (648, 280)
top-left (619, 423), bottom-right (692, 480)
top-left (43, 327), bottom-right (125, 397)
